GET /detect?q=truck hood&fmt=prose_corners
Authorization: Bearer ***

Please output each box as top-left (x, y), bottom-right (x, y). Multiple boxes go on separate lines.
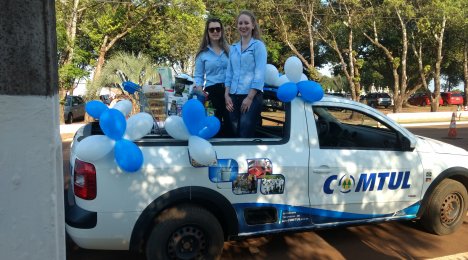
top-left (416, 135), bottom-right (468, 155)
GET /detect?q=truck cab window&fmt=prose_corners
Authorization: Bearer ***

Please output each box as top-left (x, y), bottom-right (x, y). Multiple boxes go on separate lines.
top-left (254, 90), bottom-right (288, 140)
top-left (313, 106), bottom-right (401, 150)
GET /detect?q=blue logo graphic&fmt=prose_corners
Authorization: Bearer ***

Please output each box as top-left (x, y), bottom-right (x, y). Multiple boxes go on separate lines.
top-left (323, 171), bottom-right (411, 195)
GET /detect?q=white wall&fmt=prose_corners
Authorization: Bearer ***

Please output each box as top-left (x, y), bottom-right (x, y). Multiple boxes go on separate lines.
top-left (0, 95), bottom-right (65, 260)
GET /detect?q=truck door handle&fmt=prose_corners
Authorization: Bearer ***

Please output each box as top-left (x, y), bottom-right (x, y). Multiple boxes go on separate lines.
top-left (312, 166), bottom-right (331, 174)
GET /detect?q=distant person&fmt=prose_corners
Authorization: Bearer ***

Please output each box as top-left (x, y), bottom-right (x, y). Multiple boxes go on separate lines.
top-left (194, 17), bottom-right (231, 136)
top-left (224, 10), bottom-right (267, 138)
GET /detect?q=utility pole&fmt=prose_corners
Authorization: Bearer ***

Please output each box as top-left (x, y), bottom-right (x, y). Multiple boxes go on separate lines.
top-left (0, 1), bottom-right (66, 259)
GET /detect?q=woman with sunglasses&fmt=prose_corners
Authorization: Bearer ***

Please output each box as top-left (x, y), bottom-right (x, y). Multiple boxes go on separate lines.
top-left (194, 17), bottom-right (231, 136)
top-left (225, 10), bottom-right (267, 138)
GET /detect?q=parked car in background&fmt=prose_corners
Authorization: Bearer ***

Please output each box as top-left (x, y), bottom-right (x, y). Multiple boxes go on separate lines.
top-left (328, 92), bottom-right (352, 100)
top-left (63, 95), bottom-right (85, 124)
top-left (407, 93), bottom-right (443, 106)
top-left (364, 93), bottom-right (392, 108)
top-left (441, 92), bottom-right (463, 106)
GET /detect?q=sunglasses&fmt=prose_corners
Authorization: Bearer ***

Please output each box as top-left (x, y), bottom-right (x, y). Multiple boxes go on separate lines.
top-left (208, 27), bottom-right (221, 33)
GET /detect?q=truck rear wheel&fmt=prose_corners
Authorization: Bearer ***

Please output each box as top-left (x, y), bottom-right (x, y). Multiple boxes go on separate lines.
top-left (145, 204), bottom-right (224, 260)
top-left (421, 179), bottom-right (467, 235)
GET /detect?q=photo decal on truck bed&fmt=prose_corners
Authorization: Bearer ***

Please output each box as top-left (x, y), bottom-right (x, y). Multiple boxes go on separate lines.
top-left (247, 158), bottom-right (272, 178)
top-left (208, 159), bottom-right (238, 183)
top-left (233, 173), bottom-right (258, 195)
top-left (260, 174), bottom-right (285, 195)
top-left (228, 158), bottom-right (285, 195)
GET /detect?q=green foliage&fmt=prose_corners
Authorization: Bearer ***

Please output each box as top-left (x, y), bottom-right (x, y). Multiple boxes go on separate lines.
top-left (53, 0), bottom-right (466, 98)
top-left (59, 63), bottom-right (89, 92)
top-left (320, 75), bottom-right (350, 93)
top-left (88, 52), bottom-right (159, 99)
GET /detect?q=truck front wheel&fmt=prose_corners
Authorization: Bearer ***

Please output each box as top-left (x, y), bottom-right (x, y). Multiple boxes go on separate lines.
top-left (421, 179), bottom-right (467, 235)
top-left (146, 204), bottom-right (224, 260)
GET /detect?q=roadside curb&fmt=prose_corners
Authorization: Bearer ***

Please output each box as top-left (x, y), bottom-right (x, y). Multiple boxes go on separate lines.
top-left (387, 111), bottom-right (468, 124)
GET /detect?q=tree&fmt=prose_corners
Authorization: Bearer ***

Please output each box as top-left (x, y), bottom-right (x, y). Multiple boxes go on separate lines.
top-left (79, 1), bottom-right (162, 85)
top-left (88, 52), bottom-right (160, 115)
top-left (363, 0), bottom-right (415, 112)
top-left (56, 0), bottom-right (93, 99)
top-left (263, 0), bottom-right (322, 80)
top-left (317, 0), bottom-right (366, 101)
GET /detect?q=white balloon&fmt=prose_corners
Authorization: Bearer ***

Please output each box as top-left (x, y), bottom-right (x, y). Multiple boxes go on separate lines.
top-left (300, 73), bottom-right (308, 81)
top-left (265, 64), bottom-right (279, 86)
top-left (112, 100), bottom-right (132, 117)
top-left (188, 136), bottom-right (217, 166)
top-left (275, 75), bottom-right (290, 87)
top-left (284, 56), bottom-right (303, 83)
top-left (75, 135), bottom-right (115, 162)
top-left (124, 112), bottom-right (154, 140)
top-left (164, 116), bottom-right (190, 140)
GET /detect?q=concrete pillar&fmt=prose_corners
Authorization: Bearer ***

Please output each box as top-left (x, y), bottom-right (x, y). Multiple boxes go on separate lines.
top-left (0, 1), bottom-right (66, 260)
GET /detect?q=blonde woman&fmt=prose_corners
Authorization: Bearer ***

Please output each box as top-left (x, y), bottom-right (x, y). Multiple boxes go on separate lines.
top-left (224, 10), bottom-right (267, 138)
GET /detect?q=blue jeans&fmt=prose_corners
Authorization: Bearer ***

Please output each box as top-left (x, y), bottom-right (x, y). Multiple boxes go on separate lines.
top-left (229, 93), bottom-right (263, 138)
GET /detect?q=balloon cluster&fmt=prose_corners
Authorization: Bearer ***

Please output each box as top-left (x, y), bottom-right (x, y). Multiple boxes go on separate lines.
top-left (264, 56), bottom-right (324, 103)
top-left (164, 99), bottom-right (220, 166)
top-left (75, 100), bottom-right (154, 172)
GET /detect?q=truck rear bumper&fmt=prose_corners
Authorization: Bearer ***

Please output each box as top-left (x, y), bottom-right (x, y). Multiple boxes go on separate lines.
top-left (65, 187), bottom-right (141, 250)
top-left (65, 187), bottom-right (97, 229)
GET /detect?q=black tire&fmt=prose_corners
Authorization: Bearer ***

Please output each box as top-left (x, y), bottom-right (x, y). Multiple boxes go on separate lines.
top-left (420, 179), bottom-right (468, 235)
top-left (146, 204), bottom-right (224, 260)
top-left (65, 113), bottom-right (73, 124)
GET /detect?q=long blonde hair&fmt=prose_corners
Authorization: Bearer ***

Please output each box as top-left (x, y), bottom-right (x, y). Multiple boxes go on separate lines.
top-left (196, 17), bottom-right (230, 58)
top-left (236, 10), bottom-right (262, 40)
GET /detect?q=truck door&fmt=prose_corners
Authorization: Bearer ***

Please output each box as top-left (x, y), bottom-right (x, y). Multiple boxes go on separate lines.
top-left (210, 99), bottom-right (311, 231)
top-left (305, 104), bottom-right (424, 223)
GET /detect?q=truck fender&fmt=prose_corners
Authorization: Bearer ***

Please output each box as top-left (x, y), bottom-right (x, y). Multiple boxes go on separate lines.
top-left (129, 186), bottom-right (238, 252)
top-left (417, 166), bottom-right (468, 218)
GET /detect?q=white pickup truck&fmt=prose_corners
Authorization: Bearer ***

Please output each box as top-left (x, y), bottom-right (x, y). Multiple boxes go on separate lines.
top-left (65, 91), bottom-right (468, 260)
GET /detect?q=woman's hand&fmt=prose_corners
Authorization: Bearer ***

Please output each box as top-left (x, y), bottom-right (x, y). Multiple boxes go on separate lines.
top-left (225, 94), bottom-right (234, 112)
top-left (241, 96), bottom-right (253, 113)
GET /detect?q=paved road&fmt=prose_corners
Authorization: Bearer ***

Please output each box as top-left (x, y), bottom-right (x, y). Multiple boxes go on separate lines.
top-left (63, 124), bottom-right (468, 260)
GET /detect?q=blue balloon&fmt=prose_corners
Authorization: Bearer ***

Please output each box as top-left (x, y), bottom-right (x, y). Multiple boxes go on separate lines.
top-left (85, 100), bottom-right (108, 119)
top-left (198, 116), bottom-right (221, 139)
top-left (99, 109), bottom-right (127, 140)
top-left (182, 99), bottom-right (206, 135)
top-left (122, 81), bottom-right (141, 94)
top-left (277, 82), bottom-right (298, 102)
top-left (297, 80), bottom-right (324, 102)
top-left (114, 139), bottom-right (143, 172)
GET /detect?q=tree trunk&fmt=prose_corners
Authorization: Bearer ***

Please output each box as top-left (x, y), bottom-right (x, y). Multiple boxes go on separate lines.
top-left (464, 42), bottom-right (468, 106)
top-left (398, 11), bottom-right (408, 113)
top-left (60, 0), bottom-right (80, 66)
top-left (431, 16), bottom-right (446, 112)
top-left (363, 30), bottom-right (402, 113)
top-left (92, 35), bottom-right (109, 85)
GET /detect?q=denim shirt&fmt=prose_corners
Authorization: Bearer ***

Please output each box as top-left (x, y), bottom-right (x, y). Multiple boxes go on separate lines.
top-left (225, 38), bottom-right (267, 95)
top-left (194, 46), bottom-right (228, 87)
